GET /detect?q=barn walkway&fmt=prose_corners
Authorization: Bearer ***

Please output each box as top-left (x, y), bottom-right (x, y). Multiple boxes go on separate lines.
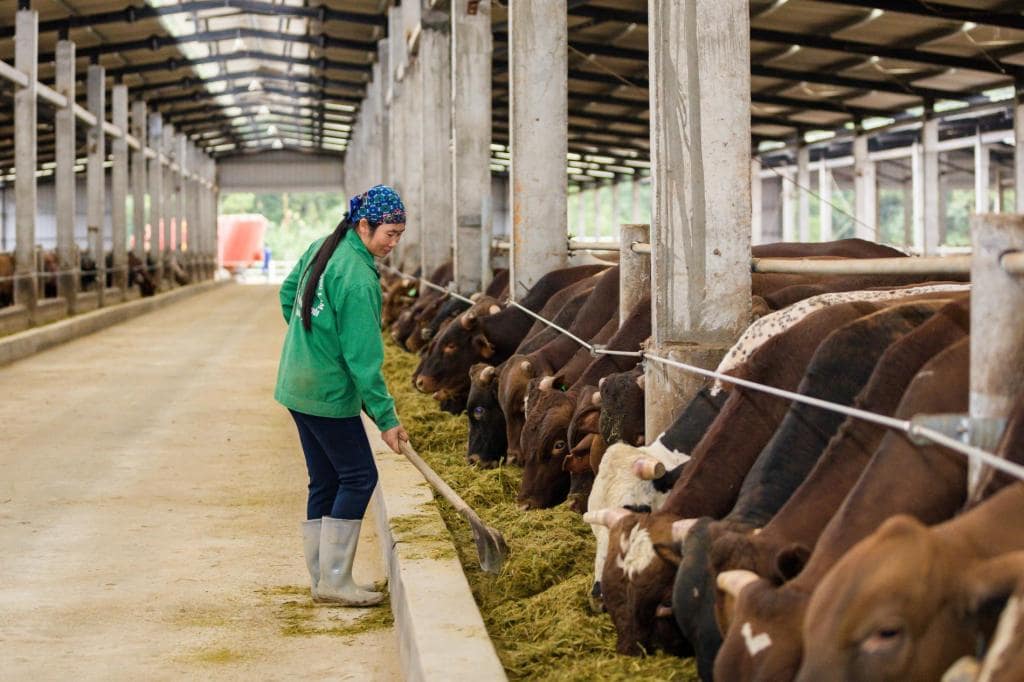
top-left (0, 283), bottom-right (401, 681)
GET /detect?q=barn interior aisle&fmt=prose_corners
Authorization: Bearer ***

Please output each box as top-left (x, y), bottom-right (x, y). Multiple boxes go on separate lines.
top-left (0, 283), bottom-right (399, 680)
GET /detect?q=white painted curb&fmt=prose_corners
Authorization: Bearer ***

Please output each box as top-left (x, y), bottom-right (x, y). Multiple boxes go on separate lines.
top-left (0, 280), bottom-right (231, 367)
top-left (362, 415), bottom-right (507, 682)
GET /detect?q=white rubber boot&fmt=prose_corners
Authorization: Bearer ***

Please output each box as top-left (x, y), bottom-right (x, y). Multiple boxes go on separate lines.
top-left (301, 519), bottom-right (323, 601)
top-left (317, 517), bottom-right (384, 606)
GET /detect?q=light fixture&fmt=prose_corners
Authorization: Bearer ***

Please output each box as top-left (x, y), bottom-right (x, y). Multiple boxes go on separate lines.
top-left (272, 139), bottom-right (283, 149)
top-left (257, 104), bottom-right (270, 116)
top-left (248, 78), bottom-right (262, 91)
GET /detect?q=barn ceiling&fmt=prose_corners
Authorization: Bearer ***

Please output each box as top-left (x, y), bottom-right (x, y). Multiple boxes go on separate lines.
top-left (1, 0), bottom-right (1023, 179)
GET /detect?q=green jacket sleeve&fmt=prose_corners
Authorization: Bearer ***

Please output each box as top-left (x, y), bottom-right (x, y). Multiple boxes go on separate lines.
top-left (279, 258), bottom-right (304, 323)
top-left (337, 284), bottom-right (400, 432)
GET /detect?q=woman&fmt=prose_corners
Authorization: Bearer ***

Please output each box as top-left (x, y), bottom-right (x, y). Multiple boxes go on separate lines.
top-left (275, 184), bottom-right (409, 606)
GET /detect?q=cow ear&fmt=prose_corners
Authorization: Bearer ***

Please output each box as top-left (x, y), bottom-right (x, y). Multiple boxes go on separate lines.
top-left (773, 543), bottom-right (811, 583)
top-left (960, 550), bottom-right (1024, 620)
top-left (653, 542), bottom-right (682, 567)
top-left (473, 334), bottom-right (496, 359)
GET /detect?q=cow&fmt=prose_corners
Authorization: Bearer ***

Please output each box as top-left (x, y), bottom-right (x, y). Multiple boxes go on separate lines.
top-left (39, 249), bottom-right (59, 298)
top-left (576, 380), bottom-right (726, 606)
top-left (128, 251), bottom-right (157, 297)
top-left (517, 295), bottom-right (651, 510)
top-left (412, 264), bottom-right (607, 405)
top-left (466, 363), bottom-right (507, 467)
top-left (595, 300), bottom-right (891, 658)
top-left (708, 296), bottom-right (970, 590)
top-left (498, 267), bottom-right (620, 466)
top-left (0, 252), bottom-right (13, 307)
top-left (943, 551), bottom-right (1024, 682)
top-left (798, 483), bottom-right (1024, 682)
top-left (714, 338), bottom-right (971, 682)
top-left (382, 275), bottom-right (419, 328)
top-left (653, 299), bottom-right (947, 679)
top-left (415, 270), bottom-right (511, 353)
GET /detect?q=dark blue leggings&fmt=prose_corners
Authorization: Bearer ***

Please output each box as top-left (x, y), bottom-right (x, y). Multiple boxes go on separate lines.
top-left (289, 410), bottom-right (379, 520)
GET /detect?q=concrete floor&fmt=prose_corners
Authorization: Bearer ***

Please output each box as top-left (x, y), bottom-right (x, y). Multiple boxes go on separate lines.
top-left (0, 283), bottom-right (401, 681)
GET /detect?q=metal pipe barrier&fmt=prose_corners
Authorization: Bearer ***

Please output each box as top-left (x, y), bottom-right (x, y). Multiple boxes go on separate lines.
top-left (382, 261), bottom-right (1024, 486)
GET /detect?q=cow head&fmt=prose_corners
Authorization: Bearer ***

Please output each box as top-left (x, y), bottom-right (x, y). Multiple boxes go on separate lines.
top-left (497, 355), bottom-right (536, 466)
top-left (796, 515), bottom-right (996, 682)
top-left (517, 376), bottom-right (575, 510)
top-left (466, 363), bottom-right (507, 468)
top-left (599, 368), bottom-right (647, 448)
top-left (563, 385), bottom-right (604, 512)
top-left (598, 510), bottom-right (691, 656)
top-left (382, 277), bottom-right (417, 327)
top-left (413, 300), bottom-right (501, 398)
top-left (714, 573), bottom-right (809, 682)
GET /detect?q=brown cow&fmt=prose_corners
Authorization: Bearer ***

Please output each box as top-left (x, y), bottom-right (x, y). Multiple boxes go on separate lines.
top-left (798, 483), bottom-right (1024, 682)
top-left (517, 296), bottom-right (651, 510)
top-left (413, 264), bottom-right (607, 402)
top-left (714, 338), bottom-right (971, 682)
top-left (498, 267), bottom-right (619, 465)
top-left (598, 300), bottom-right (888, 657)
top-left (0, 252), bottom-right (13, 307)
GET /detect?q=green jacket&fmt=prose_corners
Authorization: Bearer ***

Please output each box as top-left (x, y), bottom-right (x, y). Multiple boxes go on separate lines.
top-left (274, 229), bottom-right (399, 431)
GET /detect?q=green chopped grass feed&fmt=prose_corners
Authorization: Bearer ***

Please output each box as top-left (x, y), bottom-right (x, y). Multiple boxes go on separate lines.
top-left (382, 338), bottom-right (697, 681)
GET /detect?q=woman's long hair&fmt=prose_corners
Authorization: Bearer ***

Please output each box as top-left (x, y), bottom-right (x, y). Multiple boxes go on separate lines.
top-left (300, 212), bottom-right (361, 331)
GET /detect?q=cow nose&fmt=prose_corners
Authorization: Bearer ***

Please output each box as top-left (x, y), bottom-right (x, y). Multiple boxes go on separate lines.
top-left (414, 376), bottom-right (429, 393)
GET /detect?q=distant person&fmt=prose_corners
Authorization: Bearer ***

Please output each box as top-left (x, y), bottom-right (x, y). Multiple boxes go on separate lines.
top-left (275, 184), bottom-right (409, 607)
top-left (261, 246), bottom-right (271, 277)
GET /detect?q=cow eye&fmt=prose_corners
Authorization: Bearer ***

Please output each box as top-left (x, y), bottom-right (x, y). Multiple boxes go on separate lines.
top-left (443, 343), bottom-right (457, 354)
top-left (473, 406), bottom-right (485, 420)
top-left (860, 624), bottom-right (905, 655)
top-left (552, 440), bottom-right (567, 454)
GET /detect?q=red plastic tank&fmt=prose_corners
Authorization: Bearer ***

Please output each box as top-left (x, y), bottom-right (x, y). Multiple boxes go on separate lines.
top-left (218, 214), bottom-right (268, 273)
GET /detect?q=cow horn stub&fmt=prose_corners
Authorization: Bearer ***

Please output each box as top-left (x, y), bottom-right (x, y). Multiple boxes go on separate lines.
top-left (632, 456), bottom-right (666, 480)
top-left (520, 360), bottom-right (533, 375)
top-left (671, 518), bottom-right (698, 543)
top-left (582, 507), bottom-right (631, 528)
top-left (488, 304), bottom-right (501, 315)
top-left (636, 373), bottom-right (646, 390)
top-left (460, 311), bottom-right (477, 330)
top-left (539, 376), bottom-right (555, 391)
top-left (479, 365), bottom-right (497, 383)
top-left (591, 390), bottom-right (601, 406)
top-left (598, 376), bottom-right (607, 389)
top-left (716, 569), bottom-right (760, 599)
top-left (470, 292), bottom-right (482, 302)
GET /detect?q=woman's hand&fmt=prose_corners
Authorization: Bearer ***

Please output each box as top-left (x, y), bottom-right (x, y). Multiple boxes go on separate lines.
top-left (381, 425), bottom-right (410, 454)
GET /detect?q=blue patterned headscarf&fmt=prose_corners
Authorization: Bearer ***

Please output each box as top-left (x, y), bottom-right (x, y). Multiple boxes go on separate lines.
top-left (348, 184), bottom-right (406, 225)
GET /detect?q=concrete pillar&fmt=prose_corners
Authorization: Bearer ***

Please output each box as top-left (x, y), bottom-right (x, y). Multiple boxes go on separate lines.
top-left (402, 57), bottom-right (423, 271)
top-left (619, 223), bottom-right (650, 325)
top-left (592, 184), bottom-right (602, 238)
top-left (452, 0), bottom-right (492, 295)
top-left (902, 180), bottom-right (913, 248)
top-left (975, 135), bottom-right (990, 214)
top-left (576, 189), bottom-right (587, 236)
top-left (176, 133), bottom-right (187, 278)
top-left (923, 116), bottom-right (941, 254)
top-left (631, 177), bottom-right (640, 222)
top-left (968, 214), bottom-right (1024, 499)
top-left (148, 112), bottom-right (164, 286)
top-left (853, 133), bottom-right (877, 240)
top-left (912, 141), bottom-right (924, 253)
top-left (377, 39), bottom-right (390, 185)
top-left (55, 39), bottom-right (77, 310)
top-left (751, 158), bottom-right (762, 244)
top-left (797, 145), bottom-right (811, 241)
top-left (781, 167), bottom-right (796, 241)
top-left (1016, 94), bottom-right (1024, 214)
top-left (161, 123), bottom-right (175, 285)
top-left (111, 84), bottom-right (128, 295)
top-left (994, 169), bottom-right (1003, 214)
top-left (611, 180), bottom-right (621, 234)
top-left (818, 156), bottom-right (833, 241)
top-left (86, 63), bottom-right (106, 306)
top-left (508, 0), bottom-right (568, 301)
top-left (131, 100), bottom-right (147, 262)
top-left (645, 0), bottom-right (752, 438)
top-left (14, 9), bottom-right (38, 314)
top-left (420, 21), bottom-right (453, 276)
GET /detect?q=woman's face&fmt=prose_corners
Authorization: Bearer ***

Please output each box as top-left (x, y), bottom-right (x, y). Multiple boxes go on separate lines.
top-left (358, 219), bottom-right (406, 258)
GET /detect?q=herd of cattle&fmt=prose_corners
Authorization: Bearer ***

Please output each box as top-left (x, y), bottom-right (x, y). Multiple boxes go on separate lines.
top-left (0, 248), bottom-right (188, 308)
top-left (379, 238), bottom-right (1024, 682)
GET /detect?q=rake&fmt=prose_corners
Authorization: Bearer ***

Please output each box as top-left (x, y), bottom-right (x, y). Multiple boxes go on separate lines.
top-left (399, 441), bottom-right (509, 574)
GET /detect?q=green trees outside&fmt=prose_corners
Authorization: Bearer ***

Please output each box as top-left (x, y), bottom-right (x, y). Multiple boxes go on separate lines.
top-left (220, 192), bottom-right (346, 260)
